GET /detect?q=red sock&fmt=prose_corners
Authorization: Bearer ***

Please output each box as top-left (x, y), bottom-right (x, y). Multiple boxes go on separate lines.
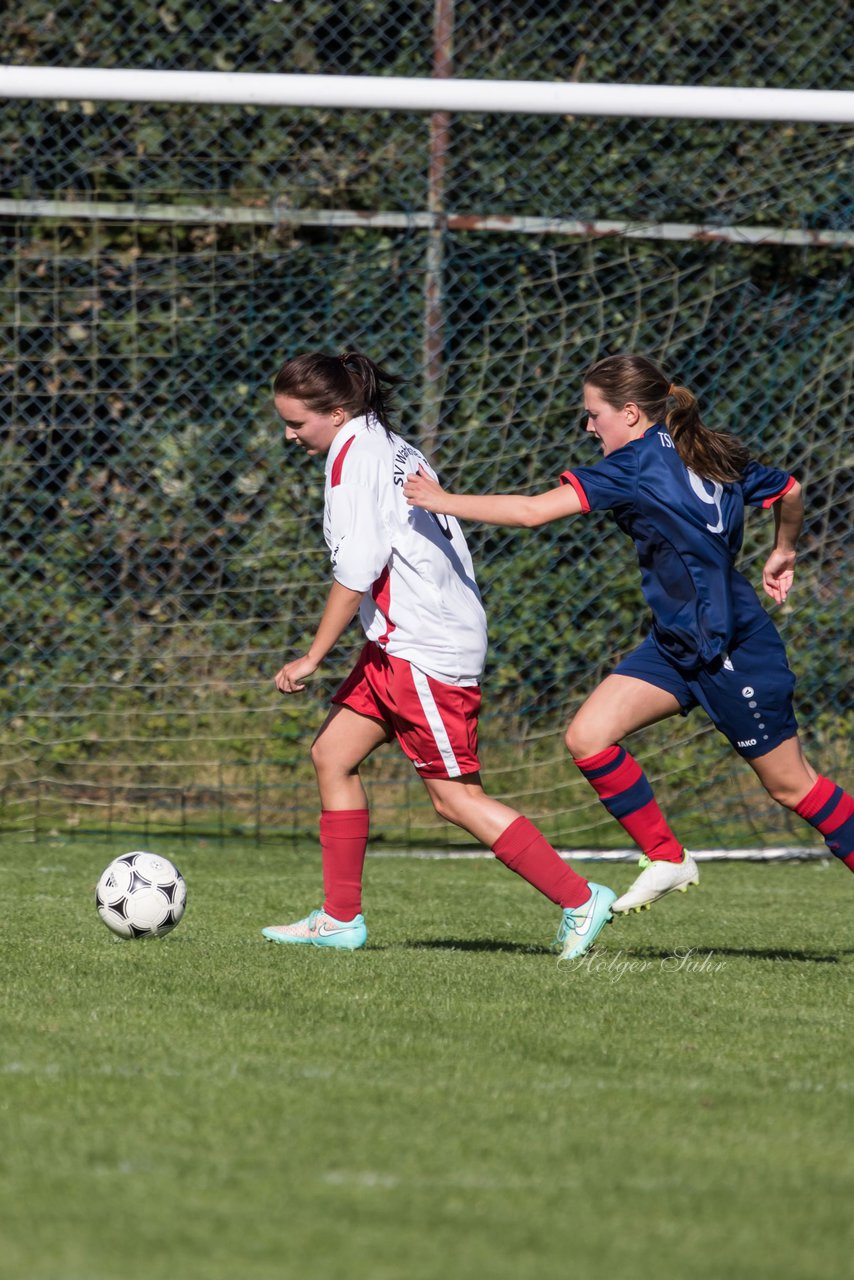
top-left (574, 745), bottom-right (684, 863)
top-left (320, 808), bottom-right (370, 920)
top-left (492, 815), bottom-right (590, 908)
top-left (795, 777), bottom-right (854, 871)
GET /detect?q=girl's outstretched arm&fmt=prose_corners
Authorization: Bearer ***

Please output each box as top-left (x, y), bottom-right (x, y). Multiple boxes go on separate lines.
top-left (762, 479), bottom-right (803, 605)
top-left (403, 465), bottom-right (583, 527)
top-left (274, 580), bottom-right (363, 693)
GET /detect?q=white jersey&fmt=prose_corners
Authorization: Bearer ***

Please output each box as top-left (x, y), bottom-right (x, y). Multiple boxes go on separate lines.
top-left (323, 414), bottom-right (487, 685)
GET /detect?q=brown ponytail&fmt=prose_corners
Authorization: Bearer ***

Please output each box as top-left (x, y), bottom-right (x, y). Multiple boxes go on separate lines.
top-left (584, 353), bottom-right (750, 484)
top-left (666, 381), bottom-right (750, 483)
top-left (273, 350), bottom-right (402, 436)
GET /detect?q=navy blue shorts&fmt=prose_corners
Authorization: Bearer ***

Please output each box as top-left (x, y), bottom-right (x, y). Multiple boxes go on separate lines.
top-left (613, 620), bottom-right (798, 759)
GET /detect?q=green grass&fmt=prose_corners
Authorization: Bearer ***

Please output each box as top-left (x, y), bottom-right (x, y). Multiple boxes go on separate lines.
top-left (0, 838), bottom-right (851, 1280)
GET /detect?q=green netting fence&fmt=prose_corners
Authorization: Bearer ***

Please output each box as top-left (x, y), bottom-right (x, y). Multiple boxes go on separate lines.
top-left (1, 2), bottom-right (852, 848)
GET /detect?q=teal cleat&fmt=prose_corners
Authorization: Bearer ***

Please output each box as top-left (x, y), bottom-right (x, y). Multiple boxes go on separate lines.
top-left (554, 883), bottom-right (617, 961)
top-left (262, 908), bottom-right (367, 950)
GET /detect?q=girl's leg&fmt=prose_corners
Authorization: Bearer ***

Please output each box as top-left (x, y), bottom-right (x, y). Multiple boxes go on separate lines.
top-left (310, 705), bottom-right (392, 920)
top-left (565, 674), bottom-right (684, 759)
top-left (262, 705), bottom-right (390, 946)
top-left (566, 675), bottom-right (700, 912)
top-left (421, 773), bottom-right (593, 909)
top-left (748, 735), bottom-right (854, 872)
top-left (311, 703), bottom-right (392, 809)
top-left (567, 675), bottom-right (686, 863)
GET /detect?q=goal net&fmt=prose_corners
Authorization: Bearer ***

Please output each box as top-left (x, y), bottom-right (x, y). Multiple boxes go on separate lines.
top-left (1, 1), bottom-right (852, 854)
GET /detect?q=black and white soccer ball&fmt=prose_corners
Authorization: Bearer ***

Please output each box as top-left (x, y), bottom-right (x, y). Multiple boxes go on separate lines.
top-left (95, 852), bottom-right (187, 939)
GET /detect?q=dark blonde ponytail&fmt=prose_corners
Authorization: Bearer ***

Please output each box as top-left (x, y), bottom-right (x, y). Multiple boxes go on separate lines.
top-left (273, 350), bottom-right (402, 437)
top-left (584, 353), bottom-right (750, 484)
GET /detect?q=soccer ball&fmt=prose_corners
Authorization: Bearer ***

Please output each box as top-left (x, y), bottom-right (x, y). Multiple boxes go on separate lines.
top-left (95, 851), bottom-right (187, 939)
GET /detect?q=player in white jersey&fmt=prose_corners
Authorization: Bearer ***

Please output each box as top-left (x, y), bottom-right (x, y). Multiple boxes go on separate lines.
top-left (323, 402), bottom-right (488, 691)
top-left (261, 351), bottom-right (616, 956)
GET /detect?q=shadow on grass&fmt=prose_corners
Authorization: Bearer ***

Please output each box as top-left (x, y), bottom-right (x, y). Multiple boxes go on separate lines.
top-left (403, 938), bottom-right (553, 955)
top-left (397, 940), bottom-right (853, 962)
top-left (622, 945), bottom-right (853, 964)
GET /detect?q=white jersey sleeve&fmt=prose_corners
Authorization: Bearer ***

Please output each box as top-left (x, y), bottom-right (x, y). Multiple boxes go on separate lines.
top-left (328, 483), bottom-right (391, 592)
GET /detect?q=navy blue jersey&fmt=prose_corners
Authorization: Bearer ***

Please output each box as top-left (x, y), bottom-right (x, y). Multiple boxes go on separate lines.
top-left (561, 425), bottom-right (795, 670)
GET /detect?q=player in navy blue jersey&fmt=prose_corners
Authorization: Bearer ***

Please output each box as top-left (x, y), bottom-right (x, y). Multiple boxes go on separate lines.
top-left (404, 352), bottom-right (854, 913)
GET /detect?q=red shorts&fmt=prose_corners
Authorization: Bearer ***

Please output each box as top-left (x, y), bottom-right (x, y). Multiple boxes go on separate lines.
top-left (331, 642), bottom-right (482, 779)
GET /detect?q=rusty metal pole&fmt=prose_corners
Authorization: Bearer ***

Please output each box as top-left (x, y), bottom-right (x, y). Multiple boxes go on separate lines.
top-left (421, 0), bottom-right (454, 460)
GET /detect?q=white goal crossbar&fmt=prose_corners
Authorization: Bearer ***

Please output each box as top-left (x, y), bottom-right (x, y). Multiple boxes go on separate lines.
top-left (3, 65), bottom-right (854, 123)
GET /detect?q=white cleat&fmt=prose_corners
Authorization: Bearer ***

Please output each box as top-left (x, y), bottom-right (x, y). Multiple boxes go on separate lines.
top-left (612, 852), bottom-right (699, 914)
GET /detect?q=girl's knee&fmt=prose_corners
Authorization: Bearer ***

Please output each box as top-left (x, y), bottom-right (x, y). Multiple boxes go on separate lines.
top-left (766, 781), bottom-right (810, 811)
top-left (749, 737), bottom-right (818, 812)
top-left (310, 734), bottom-right (342, 780)
top-left (565, 716), bottom-right (604, 761)
top-left (428, 791), bottom-right (456, 825)
top-left (564, 718), bottom-right (580, 758)
top-left (754, 758), bottom-right (819, 811)
top-left (425, 781), bottom-right (478, 829)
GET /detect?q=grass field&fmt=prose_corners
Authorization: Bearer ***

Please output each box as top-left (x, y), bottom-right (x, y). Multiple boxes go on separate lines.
top-left (1, 836), bottom-right (851, 1280)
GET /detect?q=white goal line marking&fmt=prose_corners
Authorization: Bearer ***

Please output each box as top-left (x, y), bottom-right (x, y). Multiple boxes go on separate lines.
top-left (3, 67), bottom-right (854, 124)
top-left (368, 847), bottom-right (825, 862)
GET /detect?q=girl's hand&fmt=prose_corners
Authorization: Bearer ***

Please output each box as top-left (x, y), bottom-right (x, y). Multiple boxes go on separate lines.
top-left (403, 465), bottom-right (449, 513)
top-left (762, 549), bottom-right (796, 604)
top-left (274, 655), bottom-right (317, 694)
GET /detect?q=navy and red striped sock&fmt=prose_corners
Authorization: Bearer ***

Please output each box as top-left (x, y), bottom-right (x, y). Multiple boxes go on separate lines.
top-left (573, 745), bottom-right (684, 863)
top-left (795, 777), bottom-right (854, 871)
